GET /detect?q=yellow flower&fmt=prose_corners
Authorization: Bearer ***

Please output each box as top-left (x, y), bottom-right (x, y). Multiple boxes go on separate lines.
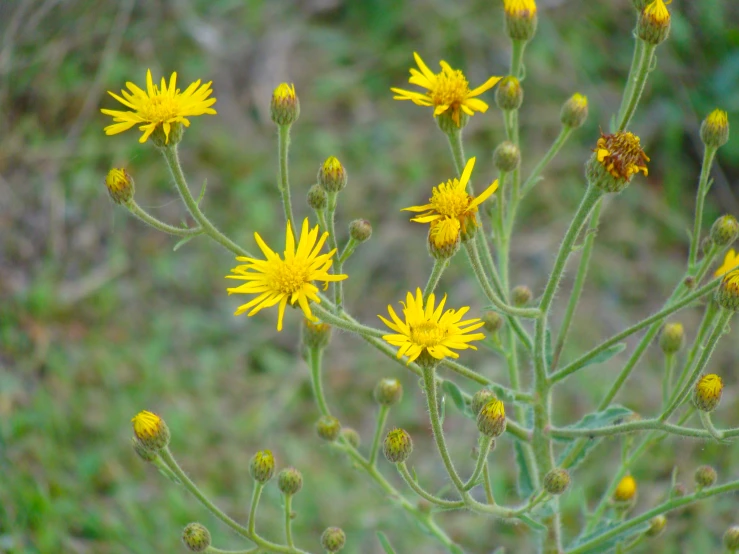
top-left (131, 410), bottom-right (170, 450)
top-left (644, 0), bottom-right (670, 24)
top-left (101, 69), bottom-right (216, 144)
top-left (614, 474), bottom-right (637, 502)
top-left (104, 167), bottom-right (134, 205)
top-left (403, 157), bottom-right (498, 247)
top-left (716, 268), bottom-right (739, 311)
top-left (503, 0), bottom-right (537, 17)
top-left (226, 218), bottom-right (347, 331)
top-left (595, 132), bottom-right (650, 179)
top-left (715, 249), bottom-right (739, 277)
top-left (378, 288), bottom-right (485, 365)
top-left (693, 374), bottom-right (723, 412)
top-left (391, 52), bottom-right (502, 127)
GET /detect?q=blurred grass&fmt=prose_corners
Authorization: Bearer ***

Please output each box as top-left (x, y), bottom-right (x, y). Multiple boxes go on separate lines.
top-left (1, 0), bottom-right (739, 552)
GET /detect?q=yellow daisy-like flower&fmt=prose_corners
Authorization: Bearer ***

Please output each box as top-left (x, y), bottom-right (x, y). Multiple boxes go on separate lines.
top-left (403, 157), bottom-right (499, 247)
top-left (101, 69), bottom-right (217, 144)
top-left (226, 218), bottom-right (347, 331)
top-left (715, 249), bottom-right (739, 277)
top-left (391, 52), bottom-right (502, 127)
top-left (378, 288), bottom-right (485, 365)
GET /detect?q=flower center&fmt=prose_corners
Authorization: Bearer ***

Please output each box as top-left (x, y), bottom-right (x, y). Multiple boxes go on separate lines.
top-left (698, 376), bottom-right (722, 397)
top-left (430, 70), bottom-right (469, 108)
top-left (268, 258), bottom-right (311, 295)
top-left (141, 92), bottom-right (181, 123)
top-left (430, 181), bottom-right (471, 217)
top-left (409, 321), bottom-right (448, 347)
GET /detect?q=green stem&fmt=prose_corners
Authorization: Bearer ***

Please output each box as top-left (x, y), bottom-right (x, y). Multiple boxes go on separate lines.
top-left (277, 124), bottom-right (296, 237)
top-left (206, 548), bottom-right (260, 554)
top-left (423, 259), bottom-right (448, 301)
top-left (698, 410), bottom-right (725, 441)
top-left (126, 200), bottom-right (203, 237)
top-left (248, 483), bottom-right (264, 536)
top-left (396, 463), bottom-right (466, 509)
top-left (325, 192), bottom-right (344, 309)
top-left (549, 417), bottom-right (739, 440)
top-left (338, 237), bottom-right (358, 264)
top-left (308, 347), bottom-right (331, 417)
top-left (510, 40), bottom-right (526, 80)
top-left (617, 41), bottom-right (657, 131)
top-left (482, 463), bottom-right (495, 504)
top-left (369, 405), bottom-right (390, 467)
top-left (284, 495), bottom-right (294, 548)
top-left (688, 146), bottom-right (718, 269)
top-left (672, 300), bottom-right (718, 396)
top-left (312, 303), bottom-right (384, 339)
top-left (661, 353), bottom-right (675, 408)
top-left (162, 145), bottom-right (253, 258)
top-left (464, 436), bottom-right (493, 490)
top-left (446, 129), bottom-right (467, 188)
top-left (520, 127), bottom-right (573, 197)
top-left (615, 37), bottom-right (645, 131)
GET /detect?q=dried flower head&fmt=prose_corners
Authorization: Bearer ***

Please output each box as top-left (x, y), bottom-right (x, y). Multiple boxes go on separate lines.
top-left (587, 131), bottom-right (649, 193)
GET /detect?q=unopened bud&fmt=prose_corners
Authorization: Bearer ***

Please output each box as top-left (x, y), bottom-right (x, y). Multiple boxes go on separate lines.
top-left (182, 523), bottom-right (211, 552)
top-left (613, 474), bottom-right (637, 502)
top-left (716, 270), bottom-right (739, 311)
top-left (671, 482), bottom-right (686, 498)
top-left (302, 318), bottom-right (332, 350)
top-left (710, 215), bottom-right (739, 247)
top-left (278, 467), bottom-right (304, 495)
top-left (724, 526), bottom-right (739, 551)
top-left (482, 311), bottom-right (504, 334)
top-left (503, 0), bottom-right (538, 42)
top-left (543, 468), bottom-right (571, 495)
top-left (318, 156), bottom-right (347, 193)
top-left (471, 389), bottom-right (495, 415)
top-left (341, 428), bottom-right (361, 449)
top-left (493, 141), bottom-right (520, 172)
top-left (477, 398), bottom-right (506, 438)
top-left (307, 184), bottom-right (328, 210)
top-left (495, 76), bottom-right (523, 111)
top-left (321, 527), bottom-right (346, 553)
top-left (250, 450), bottom-right (275, 483)
top-left (428, 221), bottom-right (461, 260)
top-left (435, 110), bottom-right (469, 134)
top-left (637, 0), bottom-right (671, 45)
top-left (131, 438), bottom-right (158, 462)
top-left (105, 168), bottom-right (134, 205)
top-left (316, 415), bottom-right (341, 442)
top-left (271, 83), bottom-right (300, 126)
top-left (659, 322), bottom-right (685, 355)
top-left (511, 285), bottom-right (532, 306)
top-left (349, 219), bottom-right (372, 242)
top-left (700, 109), bottom-right (729, 150)
top-left (131, 411), bottom-right (170, 451)
top-left (560, 93), bottom-right (589, 129)
top-left (383, 428), bottom-right (413, 463)
top-left (646, 515), bottom-right (667, 537)
top-left (694, 465), bottom-right (717, 489)
top-left (692, 374), bottom-right (723, 412)
top-left (374, 378), bottom-right (403, 406)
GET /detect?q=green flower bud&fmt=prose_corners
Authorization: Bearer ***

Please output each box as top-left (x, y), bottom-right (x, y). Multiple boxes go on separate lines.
top-left (182, 523), bottom-right (211, 552)
top-left (495, 76), bottom-right (523, 111)
top-left (131, 438), bottom-right (158, 463)
top-left (511, 285), bottom-right (532, 306)
top-left (321, 527), bottom-right (346, 553)
top-left (543, 468), bottom-right (571, 495)
top-left (493, 141), bottom-right (521, 172)
top-left (694, 465), bottom-right (717, 489)
top-left (307, 184), bottom-right (328, 210)
top-left (700, 109), bottom-right (729, 150)
top-left (659, 322), bottom-right (685, 355)
top-left (724, 526), bottom-right (739, 551)
top-left (503, 0), bottom-right (538, 42)
top-left (374, 378), bottom-right (403, 406)
top-left (131, 411), bottom-right (170, 451)
top-left (318, 156), bottom-right (347, 193)
top-left (105, 168), bottom-right (135, 205)
top-left (646, 515), bottom-right (667, 537)
top-left (693, 373), bottom-right (723, 412)
top-left (637, 0), bottom-right (671, 46)
top-left (560, 93), bottom-right (588, 129)
top-left (301, 318), bottom-right (332, 350)
top-left (471, 389), bottom-right (495, 415)
top-left (482, 311), bottom-right (504, 334)
top-left (316, 415), bottom-right (341, 442)
top-left (250, 450), bottom-right (275, 483)
top-left (341, 428), bottom-right (361, 449)
top-left (349, 219), bottom-right (372, 242)
top-left (383, 428), bottom-right (413, 463)
top-left (477, 399), bottom-right (506, 438)
top-left (710, 215), bottom-right (739, 247)
top-left (271, 83), bottom-right (300, 126)
top-left (716, 270), bottom-right (739, 311)
top-left (278, 467), bottom-right (304, 495)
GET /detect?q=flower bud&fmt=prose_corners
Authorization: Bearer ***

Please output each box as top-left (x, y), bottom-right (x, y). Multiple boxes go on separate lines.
top-left (477, 398), bottom-right (506, 438)
top-left (131, 411), bottom-right (170, 451)
top-left (435, 110), bottom-right (469, 134)
top-left (374, 378), bottom-right (403, 406)
top-left (710, 215), bottom-right (739, 247)
top-left (495, 76), bottom-right (523, 111)
top-left (131, 438), bottom-right (158, 462)
top-left (151, 122), bottom-right (184, 148)
top-left (632, 0), bottom-right (649, 10)
top-left (341, 428), bottom-right (361, 449)
top-left (318, 156), bottom-right (347, 193)
top-left (692, 373), bottom-right (723, 412)
top-left (587, 131), bottom-right (649, 193)
top-left (302, 318), bottom-right (332, 350)
top-left (182, 523), bottom-right (211, 552)
top-left (700, 109), bottom-right (729, 150)
top-left (716, 269), bottom-right (739, 311)
top-left (724, 526), bottom-right (739, 551)
top-left (321, 527), bottom-right (346, 553)
top-left (105, 168), bottom-right (134, 205)
top-left (349, 219), bottom-right (372, 242)
top-left (503, 0), bottom-right (538, 42)
top-left (493, 141), bottom-right (520, 172)
top-left (307, 184), bottom-right (327, 210)
top-left (427, 221), bottom-right (461, 261)
top-left (543, 468), bottom-right (571, 495)
top-left (471, 389), bottom-right (495, 415)
top-left (511, 285), bottom-right (532, 306)
top-left (659, 322), bottom-right (685, 355)
top-left (560, 93), bottom-right (589, 129)
top-left (613, 474), bottom-right (637, 502)
top-left (278, 467), bottom-right (304, 495)
top-left (694, 465), bottom-right (717, 489)
top-left (702, 236), bottom-right (715, 255)
top-left (383, 428), bottom-right (413, 463)
top-left (646, 515), bottom-right (667, 537)
top-left (250, 450), bottom-right (275, 483)
top-left (637, 0), bottom-right (671, 46)
top-left (671, 482), bottom-right (686, 498)
top-left (316, 415), bottom-right (341, 442)
top-left (482, 311), bottom-right (504, 334)
top-left (271, 83), bottom-right (300, 126)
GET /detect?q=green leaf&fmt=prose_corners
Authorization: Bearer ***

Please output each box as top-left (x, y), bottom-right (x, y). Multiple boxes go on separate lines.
top-left (556, 405), bottom-right (634, 468)
top-left (439, 394), bottom-right (446, 426)
top-left (173, 235), bottom-right (195, 251)
top-left (442, 380), bottom-right (468, 416)
top-left (579, 343), bottom-right (627, 369)
top-left (514, 441), bottom-right (535, 498)
top-left (377, 532), bottom-right (398, 554)
top-left (568, 519), bottom-right (650, 554)
top-left (196, 178), bottom-right (208, 204)
top-left (517, 513), bottom-right (546, 533)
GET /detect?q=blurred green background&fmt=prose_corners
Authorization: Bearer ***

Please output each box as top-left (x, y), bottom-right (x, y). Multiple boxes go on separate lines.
top-left (2, 0), bottom-right (739, 552)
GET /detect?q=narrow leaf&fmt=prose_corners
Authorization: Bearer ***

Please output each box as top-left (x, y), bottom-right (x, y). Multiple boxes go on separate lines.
top-left (197, 178), bottom-right (208, 205)
top-left (173, 235), bottom-right (195, 251)
top-left (377, 532), bottom-right (398, 554)
top-left (568, 519), bottom-right (650, 554)
top-left (442, 380), bottom-right (467, 415)
top-left (579, 343), bottom-right (627, 369)
top-left (556, 405), bottom-right (634, 468)
top-left (517, 513), bottom-right (546, 533)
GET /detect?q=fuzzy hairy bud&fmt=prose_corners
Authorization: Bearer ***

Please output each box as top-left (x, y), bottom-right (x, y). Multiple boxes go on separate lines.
top-left (476, 398), bottom-right (506, 438)
top-left (383, 428), bottom-right (413, 463)
top-left (659, 322), bottom-right (685, 355)
top-left (700, 109), bottom-right (729, 150)
top-left (321, 527), bottom-right (346, 552)
top-left (271, 83), bottom-right (300, 126)
top-left (495, 76), bottom-right (523, 111)
top-left (250, 450), bottom-right (275, 483)
top-left (182, 523), bottom-right (211, 552)
top-left (710, 215), bottom-right (739, 247)
top-left (278, 467), bottom-right (304, 495)
top-left (694, 465), bottom-right (717, 489)
top-left (374, 378), bottom-right (403, 406)
top-left (543, 468), bottom-right (571, 495)
top-left (316, 415), bottom-right (341, 442)
top-left (493, 141), bottom-right (520, 172)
